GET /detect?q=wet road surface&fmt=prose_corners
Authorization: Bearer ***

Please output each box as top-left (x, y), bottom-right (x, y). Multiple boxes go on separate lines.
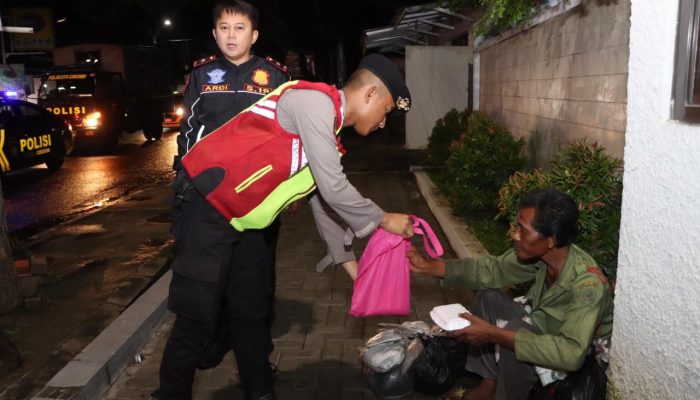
top-left (1, 130), bottom-right (178, 238)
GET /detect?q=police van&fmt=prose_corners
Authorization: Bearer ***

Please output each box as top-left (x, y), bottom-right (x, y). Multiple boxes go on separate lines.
top-left (39, 70), bottom-right (127, 152)
top-left (0, 92), bottom-right (75, 173)
top-left (39, 44), bottom-right (181, 151)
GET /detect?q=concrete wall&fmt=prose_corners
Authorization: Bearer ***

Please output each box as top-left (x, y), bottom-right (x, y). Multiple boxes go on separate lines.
top-left (609, 1), bottom-right (700, 398)
top-left (405, 46), bottom-right (472, 149)
top-left (478, 1), bottom-right (630, 167)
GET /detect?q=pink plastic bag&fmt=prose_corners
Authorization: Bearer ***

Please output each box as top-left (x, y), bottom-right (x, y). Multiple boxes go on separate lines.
top-left (349, 216), bottom-right (443, 317)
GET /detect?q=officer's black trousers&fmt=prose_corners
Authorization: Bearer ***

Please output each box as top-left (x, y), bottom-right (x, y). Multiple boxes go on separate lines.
top-left (158, 190), bottom-right (277, 399)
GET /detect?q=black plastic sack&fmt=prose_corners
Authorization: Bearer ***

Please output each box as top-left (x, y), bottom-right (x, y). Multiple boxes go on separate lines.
top-left (544, 352), bottom-right (607, 400)
top-left (363, 337), bottom-right (425, 399)
top-left (412, 336), bottom-right (468, 395)
top-left (364, 366), bottom-right (415, 399)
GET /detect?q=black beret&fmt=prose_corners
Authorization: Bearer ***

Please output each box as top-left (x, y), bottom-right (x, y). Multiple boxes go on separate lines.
top-left (358, 53), bottom-right (411, 113)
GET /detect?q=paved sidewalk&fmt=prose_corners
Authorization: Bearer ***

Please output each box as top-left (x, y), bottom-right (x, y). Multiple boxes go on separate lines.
top-left (1, 185), bottom-right (176, 400)
top-left (102, 169), bottom-right (468, 400)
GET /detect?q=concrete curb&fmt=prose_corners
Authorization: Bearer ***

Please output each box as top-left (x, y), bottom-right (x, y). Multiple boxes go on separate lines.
top-left (32, 271), bottom-right (172, 400)
top-left (411, 167), bottom-right (489, 258)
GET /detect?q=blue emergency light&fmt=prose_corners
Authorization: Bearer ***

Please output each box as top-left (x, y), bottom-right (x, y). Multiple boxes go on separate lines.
top-left (0, 90), bottom-right (19, 99)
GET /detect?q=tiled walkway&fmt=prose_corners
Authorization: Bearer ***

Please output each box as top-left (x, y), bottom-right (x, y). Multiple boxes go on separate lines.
top-left (103, 170), bottom-right (471, 400)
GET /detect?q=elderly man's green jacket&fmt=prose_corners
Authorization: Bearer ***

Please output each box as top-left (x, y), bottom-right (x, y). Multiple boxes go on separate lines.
top-left (444, 244), bottom-right (613, 372)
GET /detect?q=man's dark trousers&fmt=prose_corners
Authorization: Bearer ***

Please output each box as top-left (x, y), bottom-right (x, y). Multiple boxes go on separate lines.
top-left (158, 190), bottom-right (277, 399)
top-left (466, 289), bottom-right (539, 400)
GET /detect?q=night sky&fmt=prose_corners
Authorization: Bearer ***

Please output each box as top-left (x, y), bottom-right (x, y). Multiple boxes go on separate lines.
top-left (2, 0), bottom-right (429, 74)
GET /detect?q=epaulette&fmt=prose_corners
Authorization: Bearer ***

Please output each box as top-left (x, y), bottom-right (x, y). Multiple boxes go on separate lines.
top-left (265, 56), bottom-right (288, 74)
top-left (193, 55), bottom-right (217, 68)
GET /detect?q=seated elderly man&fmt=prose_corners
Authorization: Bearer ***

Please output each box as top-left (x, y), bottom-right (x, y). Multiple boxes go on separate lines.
top-left (407, 188), bottom-right (613, 400)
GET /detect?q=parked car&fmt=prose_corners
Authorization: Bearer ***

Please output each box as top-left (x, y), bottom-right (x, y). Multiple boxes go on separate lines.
top-left (0, 92), bottom-right (75, 173)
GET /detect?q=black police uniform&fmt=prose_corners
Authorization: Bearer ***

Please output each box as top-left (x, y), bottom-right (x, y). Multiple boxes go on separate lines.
top-left (161, 54), bottom-right (289, 400)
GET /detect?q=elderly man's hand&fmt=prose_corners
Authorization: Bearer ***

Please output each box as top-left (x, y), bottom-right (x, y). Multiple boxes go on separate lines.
top-left (407, 246), bottom-right (430, 274)
top-left (406, 246), bottom-right (446, 278)
top-left (447, 313), bottom-right (517, 351)
top-left (446, 313), bottom-right (495, 346)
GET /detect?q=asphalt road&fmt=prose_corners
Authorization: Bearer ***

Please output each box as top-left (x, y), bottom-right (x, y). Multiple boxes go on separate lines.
top-left (1, 130), bottom-right (178, 238)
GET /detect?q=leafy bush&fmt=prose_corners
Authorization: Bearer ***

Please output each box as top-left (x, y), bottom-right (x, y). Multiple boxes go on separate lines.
top-left (474, 0), bottom-right (541, 36)
top-left (497, 140), bottom-right (623, 282)
top-left (448, 0), bottom-right (561, 37)
top-left (447, 0), bottom-right (481, 10)
top-left (496, 169), bottom-right (551, 222)
top-left (427, 108), bottom-right (471, 166)
top-left (442, 111), bottom-right (526, 215)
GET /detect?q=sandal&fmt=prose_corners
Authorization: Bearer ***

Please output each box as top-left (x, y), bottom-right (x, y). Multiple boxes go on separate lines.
top-left (441, 386), bottom-right (467, 400)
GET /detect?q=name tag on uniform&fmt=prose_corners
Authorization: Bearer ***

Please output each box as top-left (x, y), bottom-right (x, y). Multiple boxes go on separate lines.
top-left (243, 84), bottom-right (272, 95)
top-left (201, 84), bottom-right (231, 92)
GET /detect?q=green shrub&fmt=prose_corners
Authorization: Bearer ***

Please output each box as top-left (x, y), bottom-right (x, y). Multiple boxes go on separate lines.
top-left (427, 108), bottom-right (471, 166)
top-left (447, 0), bottom-right (481, 11)
top-left (443, 111), bottom-right (526, 215)
top-left (474, 0), bottom-right (541, 36)
top-left (448, 0), bottom-right (561, 37)
top-left (497, 169), bottom-right (551, 220)
top-left (497, 140), bottom-right (623, 283)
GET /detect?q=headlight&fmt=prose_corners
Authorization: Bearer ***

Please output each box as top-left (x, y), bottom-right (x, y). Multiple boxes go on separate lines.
top-left (175, 107), bottom-right (184, 117)
top-left (84, 111), bottom-right (102, 128)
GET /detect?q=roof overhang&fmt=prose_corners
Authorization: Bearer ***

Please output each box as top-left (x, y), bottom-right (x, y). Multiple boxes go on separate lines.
top-left (363, 2), bottom-right (472, 54)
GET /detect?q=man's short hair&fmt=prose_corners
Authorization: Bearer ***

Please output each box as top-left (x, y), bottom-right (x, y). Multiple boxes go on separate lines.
top-left (213, 0), bottom-right (259, 29)
top-left (344, 69), bottom-right (388, 94)
top-left (519, 188), bottom-right (579, 247)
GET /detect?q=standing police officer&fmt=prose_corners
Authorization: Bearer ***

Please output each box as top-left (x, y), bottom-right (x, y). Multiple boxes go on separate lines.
top-left (156, 1), bottom-right (288, 399)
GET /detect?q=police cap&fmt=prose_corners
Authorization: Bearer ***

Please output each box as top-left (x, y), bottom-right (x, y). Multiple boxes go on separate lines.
top-left (358, 53), bottom-right (411, 113)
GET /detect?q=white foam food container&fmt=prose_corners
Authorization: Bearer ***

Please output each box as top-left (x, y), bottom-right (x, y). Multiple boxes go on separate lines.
top-left (430, 303), bottom-right (471, 331)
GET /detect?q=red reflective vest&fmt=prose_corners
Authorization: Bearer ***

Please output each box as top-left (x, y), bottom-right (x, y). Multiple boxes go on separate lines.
top-left (181, 80), bottom-right (344, 231)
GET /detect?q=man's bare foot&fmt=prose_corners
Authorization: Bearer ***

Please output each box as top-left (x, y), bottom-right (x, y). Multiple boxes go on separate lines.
top-left (463, 378), bottom-right (496, 400)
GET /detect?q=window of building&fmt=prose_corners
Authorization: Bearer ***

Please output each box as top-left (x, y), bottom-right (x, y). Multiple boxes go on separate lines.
top-left (673, 0), bottom-right (700, 122)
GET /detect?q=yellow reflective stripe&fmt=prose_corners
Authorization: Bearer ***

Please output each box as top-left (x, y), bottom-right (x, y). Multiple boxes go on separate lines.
top-left (230, 166), bottom-right (316, 231)
top-left (234, 164), bottom-right (273, 193)
top-left (0, 129), bottom-right (10, 172)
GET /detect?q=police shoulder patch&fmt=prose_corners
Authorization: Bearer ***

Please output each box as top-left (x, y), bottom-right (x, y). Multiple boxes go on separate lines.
top-left (265, 56), bottom-right (288, 73)
top-left (251, 69), bottom-right (270, 86)
top-left (193, 55), bottom-right (217, 68)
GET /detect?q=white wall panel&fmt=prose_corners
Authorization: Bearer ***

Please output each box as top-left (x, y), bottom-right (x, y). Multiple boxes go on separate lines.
top-left (405, 46), bottom-right (472, 149)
